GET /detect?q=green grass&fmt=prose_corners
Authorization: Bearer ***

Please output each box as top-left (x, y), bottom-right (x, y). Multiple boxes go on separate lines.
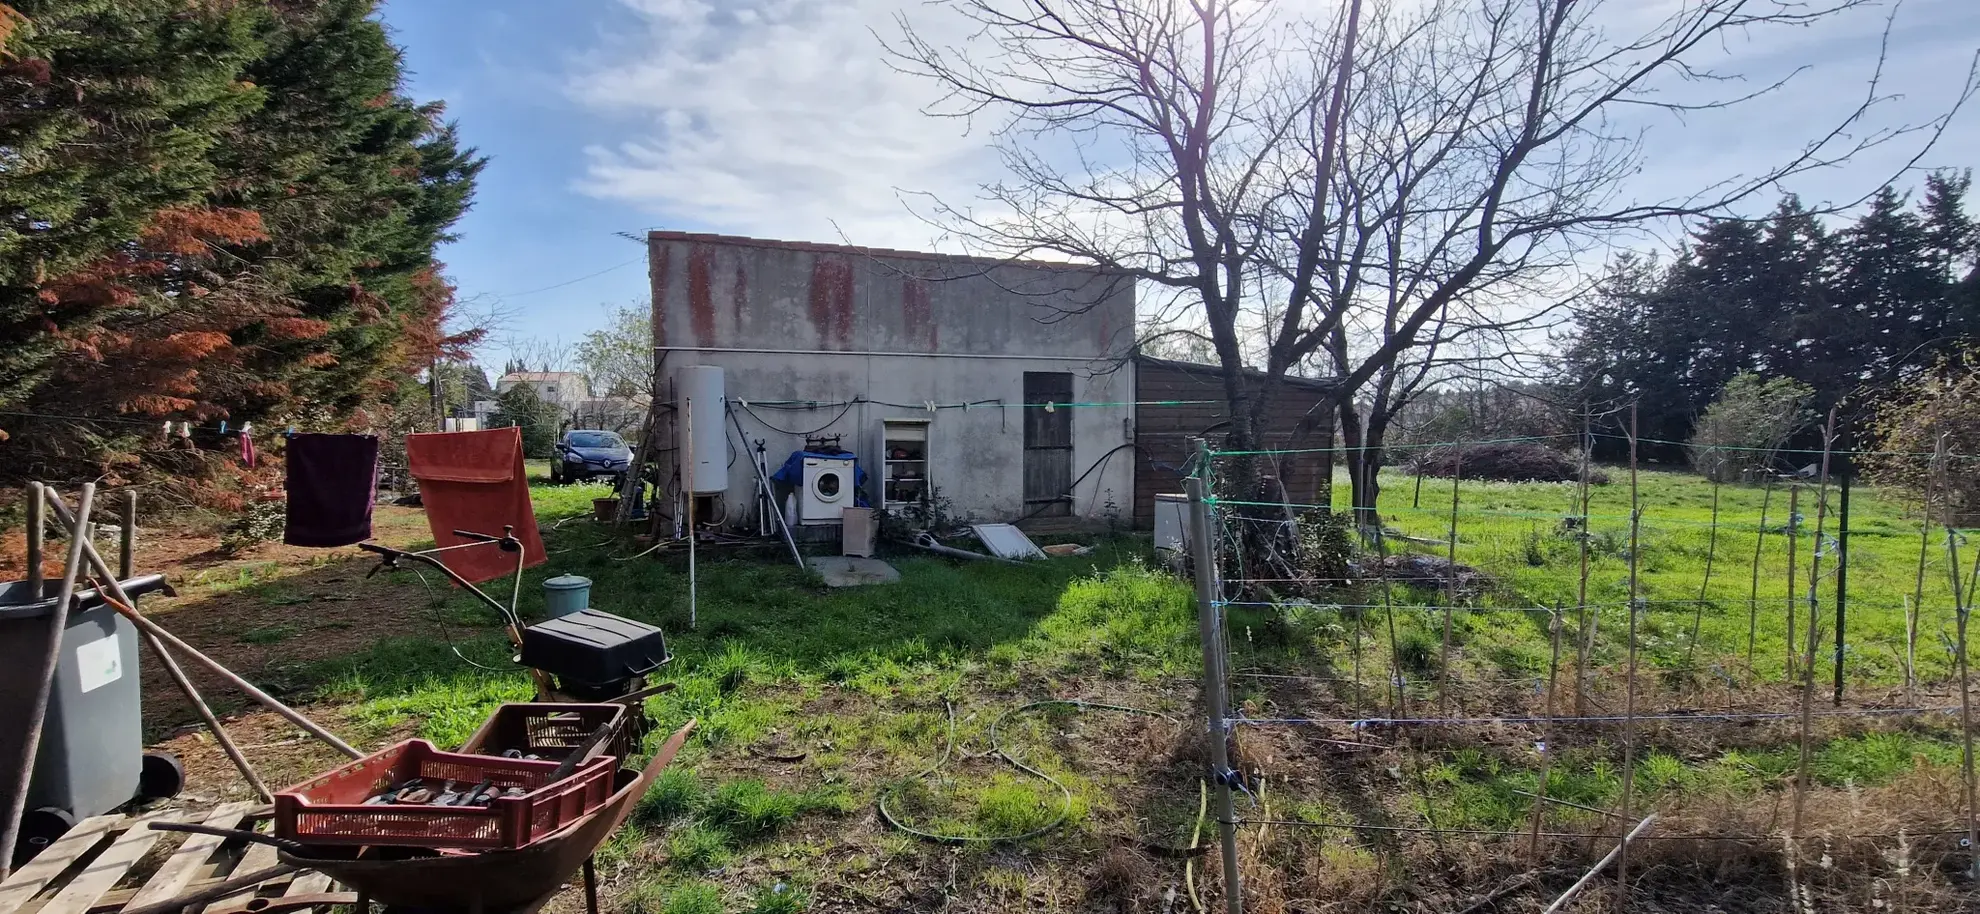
top-left (1325, 466), bottom-right (1965, 688)
top-left (745, 881), bottom-right (808, 914)
top-left (666, 824), bottom-right (735, 870)
top-left (213, 458), bottom-right (1977, 905)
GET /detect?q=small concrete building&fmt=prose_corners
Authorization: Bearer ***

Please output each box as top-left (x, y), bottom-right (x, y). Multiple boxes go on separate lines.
top-left (649, 231), bottom-right (1137, 530)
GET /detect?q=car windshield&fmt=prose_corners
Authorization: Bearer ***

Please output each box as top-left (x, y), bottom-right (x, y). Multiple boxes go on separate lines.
top-left (568, 432), bottom-right (625, 449)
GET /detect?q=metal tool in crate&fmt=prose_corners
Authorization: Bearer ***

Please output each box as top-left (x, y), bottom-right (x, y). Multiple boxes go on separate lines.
top-left (356, 528), bottom-right (671, 707)
top-left (459, 704), bottom-right (633, 763)
top-left (272, 739), bottom-right (617, 851)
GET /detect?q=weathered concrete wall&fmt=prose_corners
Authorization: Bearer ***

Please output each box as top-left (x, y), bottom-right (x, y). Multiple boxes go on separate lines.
top-left (662, 351), bottom-right (1137, 524)
top-left (648, 231), bottom-right (1137, 526)
top-left (649, 232), bottom-right (1134, 358)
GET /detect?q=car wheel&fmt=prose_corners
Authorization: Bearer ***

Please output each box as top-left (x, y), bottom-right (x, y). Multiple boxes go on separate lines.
top-left (549, 462), bottom-right (563, 484)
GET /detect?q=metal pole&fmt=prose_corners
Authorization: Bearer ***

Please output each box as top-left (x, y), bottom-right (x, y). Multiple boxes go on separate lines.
top-left (42, 487), bottom-right (363, 760)
top-left (25, 481), bottom-right (43, 596)
top-left (0, 484), bottom-right (94, 880)
top-left (1833, 463), bottom-right (1850, 705)
top-left (1187, 474), bottom-right (1242, 914)
top-left (1616, 407), bottom-right (1641, 894)
top-left (730, 404), bottom-right (805, 570)
top-left (120, 489), bottom-right (137, 580)
top-left (140, 631), bottom-right (272, 801)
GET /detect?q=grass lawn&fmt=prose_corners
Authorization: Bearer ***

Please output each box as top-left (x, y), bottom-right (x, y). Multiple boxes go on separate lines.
top-left (134, 459), bottom-right (1980, 912)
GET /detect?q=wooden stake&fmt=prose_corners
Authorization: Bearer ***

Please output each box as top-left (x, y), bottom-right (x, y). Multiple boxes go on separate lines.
top-left (1541, 815), bottom-right (1658, 914)
top-left (1786, 484), bottom-right (1800, 678)
top-left (0, 484), bottom-right (94, 881)
top-left (1748, 475), bottom-right (1777, 674)
top-left (1441, 441), bottom-right (1462, 716)
top-left (137, 626), bottom-right (272, 801)
top-left (1616, 406), bottom-right (1642, 896)
top-left (1688, 481), bottom-right (1720, 667)
top-left (1529, 605), bottom-right (1565, 862)
top-left (25, 481), bottom-right (43, 596)
top-left (120, 489), bottom-right (137, 580)
top-left (1935, 437), bottom-right (1980, 880)
top-left (1908, 458), bottom-right (1935, 706)
top-left (1792, 409), bottom-right (1838, 838)
top-left (1575, 410), bottom-right (1594, 717)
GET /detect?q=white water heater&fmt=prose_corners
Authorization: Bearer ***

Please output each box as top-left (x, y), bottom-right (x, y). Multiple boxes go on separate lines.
top-left (678, 365), bottom-right (728, 494)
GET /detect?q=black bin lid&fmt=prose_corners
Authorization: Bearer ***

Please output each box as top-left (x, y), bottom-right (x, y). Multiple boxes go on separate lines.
top-left (520, 608), bottom-right (670, 686)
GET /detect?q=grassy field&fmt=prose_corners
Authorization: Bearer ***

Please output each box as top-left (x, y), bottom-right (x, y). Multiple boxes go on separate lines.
top-left (130, 459), bottom-right (1980, 912)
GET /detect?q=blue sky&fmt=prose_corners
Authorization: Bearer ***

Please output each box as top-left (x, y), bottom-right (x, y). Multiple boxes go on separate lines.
top-left (382, 0), bottom-right (1980, 370)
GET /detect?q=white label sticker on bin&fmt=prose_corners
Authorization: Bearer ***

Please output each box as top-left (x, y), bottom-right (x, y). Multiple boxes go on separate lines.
top-left (75, 633), bottom-right (122, 693)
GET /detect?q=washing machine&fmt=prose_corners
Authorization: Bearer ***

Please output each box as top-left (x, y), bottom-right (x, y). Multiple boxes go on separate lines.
top-left (799, 456), bottom-right (857, 525)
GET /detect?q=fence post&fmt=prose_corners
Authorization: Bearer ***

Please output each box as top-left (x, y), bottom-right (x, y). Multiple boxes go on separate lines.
top-left (1187, 474), bottom-right (1243, 914)
top-left (1833, 461), bottom-right (1850, 705)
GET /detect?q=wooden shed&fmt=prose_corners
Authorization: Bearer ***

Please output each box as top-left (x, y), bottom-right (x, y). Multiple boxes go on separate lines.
top-left (1132, 356), bottom-right (1336, 528)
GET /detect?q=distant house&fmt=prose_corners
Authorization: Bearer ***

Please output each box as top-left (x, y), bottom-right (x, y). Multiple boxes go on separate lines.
top-left (497, 371), bottom-right (590, 413)
top-left (569, 397), bottom-right (649, 433)
top-left (649, 230), bottom-right (1135, 529)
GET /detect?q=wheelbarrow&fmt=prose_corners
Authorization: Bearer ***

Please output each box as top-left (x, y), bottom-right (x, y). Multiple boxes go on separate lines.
top-left (273, 719), bottom-right (696, 914)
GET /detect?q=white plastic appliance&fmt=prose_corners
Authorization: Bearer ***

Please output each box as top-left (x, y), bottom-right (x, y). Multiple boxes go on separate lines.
top-left (799, 456), bottom-right (857, 525)
top-left (677, 365), bottom-right (728, 495)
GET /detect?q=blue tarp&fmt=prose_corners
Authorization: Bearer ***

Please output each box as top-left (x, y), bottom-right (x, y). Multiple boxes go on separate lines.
top-left (769, 450), bottom-right (870, 507)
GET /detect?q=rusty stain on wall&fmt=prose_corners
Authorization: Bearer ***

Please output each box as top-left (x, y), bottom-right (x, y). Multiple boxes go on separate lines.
top-left (687, 247), bottom-right (717, 344)
top-left (807, 256), bottom-right (855, 350)
top-left (650, 246), bottom-right (672, 346)
top-left (901, 276), bottom-right (936, 350)
top-left (732, 263), bottom-right (749, 329)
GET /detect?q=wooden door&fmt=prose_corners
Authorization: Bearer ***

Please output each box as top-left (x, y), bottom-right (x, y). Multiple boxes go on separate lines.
top-left (1023, 372), bottom-right (1073, 517)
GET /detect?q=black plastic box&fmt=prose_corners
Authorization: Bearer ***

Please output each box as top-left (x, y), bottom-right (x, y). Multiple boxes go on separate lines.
top-left (519, 609), bottom-right (670, 692)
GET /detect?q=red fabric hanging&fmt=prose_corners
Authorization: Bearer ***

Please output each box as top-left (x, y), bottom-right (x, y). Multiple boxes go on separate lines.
top-left (405, 427), bottom-right (546, 584)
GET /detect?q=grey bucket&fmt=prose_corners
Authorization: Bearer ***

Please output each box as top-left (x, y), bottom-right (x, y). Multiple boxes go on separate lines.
top-left (542, 575), bottom-right (592, 619)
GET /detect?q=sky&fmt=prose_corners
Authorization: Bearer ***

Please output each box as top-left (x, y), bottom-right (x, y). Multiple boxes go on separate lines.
top-left (381, 0), bottom-right (1980, 371)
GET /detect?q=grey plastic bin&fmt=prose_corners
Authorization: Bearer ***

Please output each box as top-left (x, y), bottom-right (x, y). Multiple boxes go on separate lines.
top-left (0, 574), bottom-right (178, 865)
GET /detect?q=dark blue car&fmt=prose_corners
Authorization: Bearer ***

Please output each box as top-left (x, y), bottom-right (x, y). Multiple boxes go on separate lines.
top-left (551, 429), bottom-right (632, 485)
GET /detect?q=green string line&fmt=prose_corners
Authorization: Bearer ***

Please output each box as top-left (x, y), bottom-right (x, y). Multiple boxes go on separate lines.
top-left (745, 398), bottom-right (1219, 409)
top-left (1209, 433), bottom-right (1972, 460)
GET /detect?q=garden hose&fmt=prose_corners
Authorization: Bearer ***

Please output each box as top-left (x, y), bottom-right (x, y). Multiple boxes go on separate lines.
top-left (876, 698), bottom-right (1174, 844)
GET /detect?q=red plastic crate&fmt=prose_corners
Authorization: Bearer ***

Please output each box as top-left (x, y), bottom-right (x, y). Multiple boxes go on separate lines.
top-left (274, 739), bottom-right (617, 851)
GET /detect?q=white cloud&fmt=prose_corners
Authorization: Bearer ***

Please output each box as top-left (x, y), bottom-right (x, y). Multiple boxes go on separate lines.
top-left (567, 0), bottom-right (989, 250)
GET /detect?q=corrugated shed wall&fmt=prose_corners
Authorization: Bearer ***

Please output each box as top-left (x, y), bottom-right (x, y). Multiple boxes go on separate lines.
top-left (1133, 361), bottom-right (1335, 527)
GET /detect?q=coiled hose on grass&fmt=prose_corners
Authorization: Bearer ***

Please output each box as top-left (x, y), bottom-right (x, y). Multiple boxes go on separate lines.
top-left (876, 698), bottom-right (1175, 844)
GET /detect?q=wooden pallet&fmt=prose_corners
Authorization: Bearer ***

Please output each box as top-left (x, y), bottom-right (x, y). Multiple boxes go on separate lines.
top-left (0, 805), bottom-right (348, 914)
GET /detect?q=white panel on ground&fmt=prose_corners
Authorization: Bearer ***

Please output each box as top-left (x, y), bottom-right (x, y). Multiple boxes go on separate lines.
top-left (972, 523), bottom-right (1045, 560)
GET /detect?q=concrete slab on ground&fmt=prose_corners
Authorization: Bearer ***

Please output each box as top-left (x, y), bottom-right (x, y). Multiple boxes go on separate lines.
top-left (806, 556), bottom-right (901, 587)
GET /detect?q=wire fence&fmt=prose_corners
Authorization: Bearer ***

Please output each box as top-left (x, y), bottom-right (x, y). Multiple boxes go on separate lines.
top-left (1182, 413), bottom-right (1980, 914)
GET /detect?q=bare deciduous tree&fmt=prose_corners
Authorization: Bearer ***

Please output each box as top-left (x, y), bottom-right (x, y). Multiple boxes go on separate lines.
top-left (893, 0), bottom-right (1974, 524)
